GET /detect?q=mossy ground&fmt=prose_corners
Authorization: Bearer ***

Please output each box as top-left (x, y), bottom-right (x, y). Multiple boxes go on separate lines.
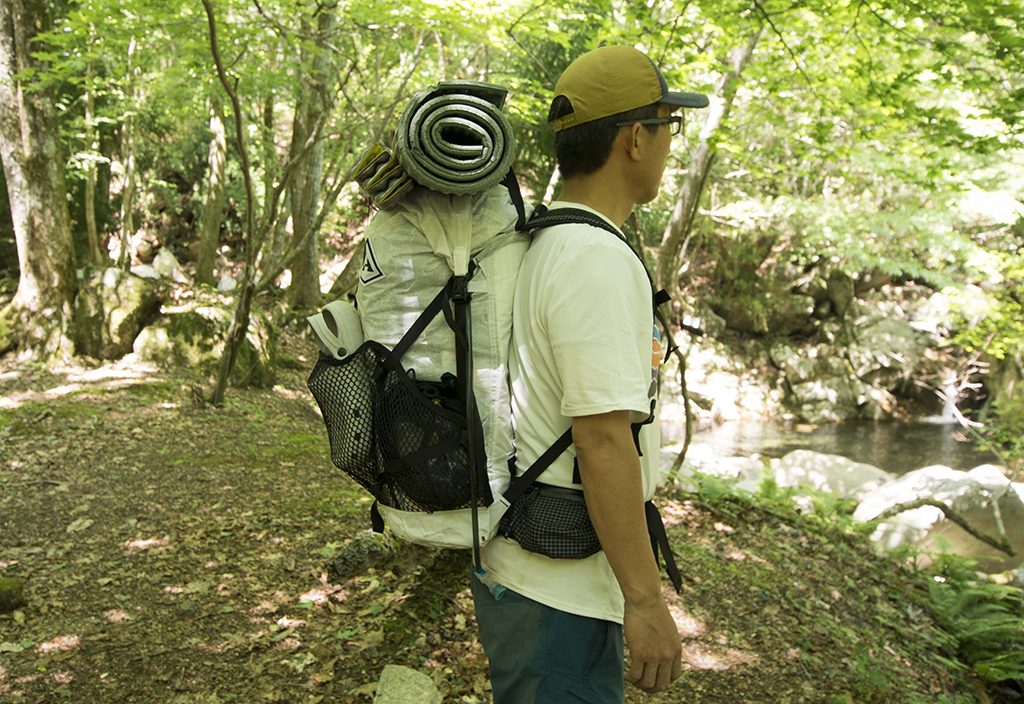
top-left (0, 329), bottom-right (997, 703)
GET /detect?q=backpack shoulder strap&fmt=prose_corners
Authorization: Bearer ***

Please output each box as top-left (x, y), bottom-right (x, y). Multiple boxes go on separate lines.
top-left (521, 205), bottom-right (678, 357)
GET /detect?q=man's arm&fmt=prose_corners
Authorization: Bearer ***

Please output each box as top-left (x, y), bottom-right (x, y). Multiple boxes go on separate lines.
top-left (573, 410), bottom-right (682, 694)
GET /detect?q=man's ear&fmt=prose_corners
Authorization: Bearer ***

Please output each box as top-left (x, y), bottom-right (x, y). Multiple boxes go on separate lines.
top-left (622, 123), bottom-right (644, 162)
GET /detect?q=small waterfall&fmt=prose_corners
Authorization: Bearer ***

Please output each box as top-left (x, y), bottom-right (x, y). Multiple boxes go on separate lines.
top-left (940, 374), bottom-right (958, 423)
top-left (921, 372), bottom-right (959, 425)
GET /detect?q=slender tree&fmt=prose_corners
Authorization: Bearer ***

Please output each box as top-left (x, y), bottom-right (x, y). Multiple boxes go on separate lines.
top-left (0, 0), bottom-right (76, 358)
top-left (656, 26), bottom-right (763, 293)
top-left (286, 6), bottom-right (337, 309)
top-left (196, 95), bottom-right (228, 285)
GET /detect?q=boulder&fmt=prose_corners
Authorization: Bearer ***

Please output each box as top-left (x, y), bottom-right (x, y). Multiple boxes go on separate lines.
top-left (846, 315), bottom-right (929, 382)
top-left (73, 267), bottom-right (162, 359)
top-left (0, 577), bottom-right (25, 612)
top-left (133, 293), bottom-right (275, 387)
top-left (663, 441), bottom-right (765, 492)
top-left (712, 292), bottom-right (816, 336)
top-left (374, 664), bottom-right (442, 704)
top-left (153, 248), bottom-right (188, 283)
top-left (217, 274), bottom-right (237, 292)
top-left (826, 269), bottom-right (855, 318)
top-left (768, 450), bottom-right (890, 499)
top-left (854, 464), bottom-right (1024, 572)
top-left (787, 374), bottom-right (867, 423)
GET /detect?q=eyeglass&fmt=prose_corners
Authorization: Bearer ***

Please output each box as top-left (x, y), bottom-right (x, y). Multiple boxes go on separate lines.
top-left (615, 116), bottom-right (684, 135)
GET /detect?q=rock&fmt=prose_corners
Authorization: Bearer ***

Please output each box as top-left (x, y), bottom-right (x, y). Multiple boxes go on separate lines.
top-left (153, 248), bottom-right (188, 283)
top-left (846, 315), bottom-right (928, 382)
top-left (787, 374), bottom-right (867, 423)
top-left (217, 274), bottom-right (237, 292)
top-left (133, 293), bottom-right (275, 387)
top-left (328, 532), bottom-right (398, 583)
top-left (72, 267), bottom-right (162, 359)
top-left (374, 664), bottom-right (442, 704)
top-left (0, 577), bottom-right (25, 612)
top-left (769, 450), bottom-right (890, 499)
top-left (854, 464), bottom-right (1024, 572)
top-left (712, 292), bottom-right (816, 336)
top-left (826, 269), bottom-right (855, 318)
top-left (130, 264), bottom-right (160, 280)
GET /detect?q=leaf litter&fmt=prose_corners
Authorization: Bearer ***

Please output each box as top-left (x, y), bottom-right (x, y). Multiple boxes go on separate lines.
top-left (0, 334), bottom-right (995, 703)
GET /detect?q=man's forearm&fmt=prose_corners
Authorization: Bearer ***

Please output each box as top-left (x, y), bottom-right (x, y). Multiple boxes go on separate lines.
top-left (573, 412), bottom-right (661, 606)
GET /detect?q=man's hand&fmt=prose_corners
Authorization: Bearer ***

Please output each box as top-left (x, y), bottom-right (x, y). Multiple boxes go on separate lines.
top-left (573, 411), bottom-right (683, 694)
top-left (624, 595), bottom-right (682, 693)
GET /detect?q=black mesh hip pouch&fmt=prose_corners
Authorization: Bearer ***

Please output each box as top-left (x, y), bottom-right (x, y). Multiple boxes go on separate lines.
top-left (307, 341), bottom-right (489, 513)
top-left (499, 483), bottom-right (601, 560)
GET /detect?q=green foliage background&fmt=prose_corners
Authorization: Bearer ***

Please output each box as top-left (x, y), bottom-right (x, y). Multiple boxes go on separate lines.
top-left (1, 0), bottom-right (1021, 452)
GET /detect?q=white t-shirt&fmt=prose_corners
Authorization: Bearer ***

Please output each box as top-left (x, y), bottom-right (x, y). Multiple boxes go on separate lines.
top-left (480, 201), bottom-right (662, 624)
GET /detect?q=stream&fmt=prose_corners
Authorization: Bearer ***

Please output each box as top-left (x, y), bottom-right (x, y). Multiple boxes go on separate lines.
top-left (682, 419), bottom-right (1002, 475)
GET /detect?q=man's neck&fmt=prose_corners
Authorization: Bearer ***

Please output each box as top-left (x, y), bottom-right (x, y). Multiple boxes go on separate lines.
top-left (557, 177), bottom-right (635, 228)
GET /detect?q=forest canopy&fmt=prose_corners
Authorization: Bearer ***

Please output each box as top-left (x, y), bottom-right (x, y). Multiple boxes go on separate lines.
top-left (0, 0), bottom-right (1021, 454)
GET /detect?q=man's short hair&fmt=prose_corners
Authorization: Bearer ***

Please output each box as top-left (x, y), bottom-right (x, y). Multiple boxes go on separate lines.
top-left (548, 96), bottom-right (660, 180)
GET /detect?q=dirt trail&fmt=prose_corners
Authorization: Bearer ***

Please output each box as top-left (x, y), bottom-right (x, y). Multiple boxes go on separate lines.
top-left (0, 350), bottom-right (987, 703)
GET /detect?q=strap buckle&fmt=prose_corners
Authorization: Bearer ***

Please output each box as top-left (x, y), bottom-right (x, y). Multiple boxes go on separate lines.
top-left (449, 273), bottom-right (472, 303)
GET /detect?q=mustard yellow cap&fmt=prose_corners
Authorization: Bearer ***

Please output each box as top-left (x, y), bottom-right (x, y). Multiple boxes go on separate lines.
top-left (550, 45), bottom-right (708, 132)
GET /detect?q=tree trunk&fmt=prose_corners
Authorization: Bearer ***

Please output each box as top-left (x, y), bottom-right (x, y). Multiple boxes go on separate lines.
top-left (84, 75), bottom-right (103, 266)
top-left (202, 0), bottom-right (257, 406)
top-left (0, 0), bottom-right (77, 357)
top-left (259, 94), bottom-right (283, 280)
top-left (286, 8), bottom-right (336, 309)
top-left (656, 28), bottom-right (763, 293)
top-left (196, 96), bottom-right (227, 285)
top-left (326, 239), bottom-right (365, 300)
top-left (117, 37), bottom-right (140, 269)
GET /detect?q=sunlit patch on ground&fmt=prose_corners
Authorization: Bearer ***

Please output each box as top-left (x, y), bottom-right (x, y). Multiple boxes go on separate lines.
top-left (37, 635), bottom-right (80, 653)
top-left (103, 609), bottom-right (131, 623)
top-left (251, 600), bottom-right (280, 615)
top-left (681, 642), bottom-right (759, 671)
top-left (123, 536), bottom-right (170, 552)
top-left (664, 591), bottom-right (707, 638)
top-left (0, 665), bottom-right (11, 697)
top-left (657, 498), bottom-right (691, 527)
top-left (0, 359), bottom-right (164, 409)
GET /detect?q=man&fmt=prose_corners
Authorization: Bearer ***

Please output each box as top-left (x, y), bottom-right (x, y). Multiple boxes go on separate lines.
top-left (472, 45), bottom-right (709, 703)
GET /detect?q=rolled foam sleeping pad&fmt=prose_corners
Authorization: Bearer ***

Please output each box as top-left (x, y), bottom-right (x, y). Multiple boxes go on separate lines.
top-left (395, 81), bottom-right (516, 196)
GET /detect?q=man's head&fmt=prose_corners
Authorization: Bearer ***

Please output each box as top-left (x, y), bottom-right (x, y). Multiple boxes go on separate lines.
top-left (548, 45), bottom-right (708, 182)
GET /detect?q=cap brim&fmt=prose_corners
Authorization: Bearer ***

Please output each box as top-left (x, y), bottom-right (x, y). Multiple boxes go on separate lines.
top-left (663, 91), bottom-right (710, 108)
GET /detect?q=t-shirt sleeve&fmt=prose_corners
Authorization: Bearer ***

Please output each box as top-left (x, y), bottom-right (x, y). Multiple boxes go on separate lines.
top-left (543, 239), bottom-right (653, 419)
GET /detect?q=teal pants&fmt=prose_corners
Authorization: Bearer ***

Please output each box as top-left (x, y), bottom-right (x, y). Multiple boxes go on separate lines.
top-left (471, 573), bottom-right (624, 704)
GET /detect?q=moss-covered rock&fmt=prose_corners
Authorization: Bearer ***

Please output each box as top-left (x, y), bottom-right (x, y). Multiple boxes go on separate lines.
top-left (0, 577), bottom-right (25, 612)
top-left (72, 267), bottom-right (162, 359)
top-left (133, 292), bottom-right (276, 387)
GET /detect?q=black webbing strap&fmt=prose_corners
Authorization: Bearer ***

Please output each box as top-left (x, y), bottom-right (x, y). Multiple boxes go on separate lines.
top-left (392, 282), bottom-right (449, 362)
top-left (370, 501), bottom-right (385, 533)
top-left (645, 500), bottom-right (683, 593)
top-left (383, 432), bottom-right (465, 476)
top-left (502, 425), bottom-right (574, 506)
top-left (502, 169), bottom-right (528, 231)
top-left (450, 274), bottom-right (472, 404)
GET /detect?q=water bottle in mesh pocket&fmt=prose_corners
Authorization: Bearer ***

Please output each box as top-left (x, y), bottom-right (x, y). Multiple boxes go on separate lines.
top-left (307, 340), bottom-right (490, 513)
top-left (499, 484), bottom-right (601, 559)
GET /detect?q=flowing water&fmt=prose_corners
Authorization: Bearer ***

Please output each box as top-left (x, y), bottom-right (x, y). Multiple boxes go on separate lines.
top-left (684, 419), bottom-right (1002, 475)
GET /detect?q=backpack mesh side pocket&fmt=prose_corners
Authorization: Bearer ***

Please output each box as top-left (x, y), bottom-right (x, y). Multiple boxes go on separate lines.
top-left (499, 484), bottom-right (601, 559)
top-left (307, 341), bottom-right (490, 513)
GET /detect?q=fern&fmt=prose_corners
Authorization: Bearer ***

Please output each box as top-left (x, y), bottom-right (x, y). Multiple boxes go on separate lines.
top-left (925, 556), bottom-right (1024, 683)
